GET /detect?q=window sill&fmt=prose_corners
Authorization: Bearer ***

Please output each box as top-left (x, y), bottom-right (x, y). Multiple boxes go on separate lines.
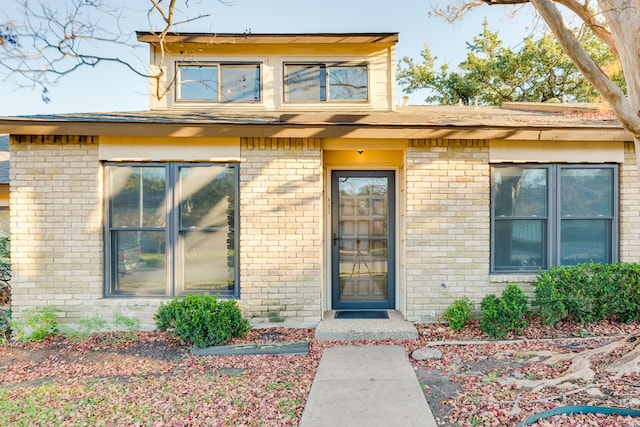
top-left (489, 273), bottom-right (538, 283)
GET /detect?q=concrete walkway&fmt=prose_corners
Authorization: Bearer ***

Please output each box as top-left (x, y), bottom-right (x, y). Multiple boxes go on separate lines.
top-left (299, 345), bottom-right (438, 427)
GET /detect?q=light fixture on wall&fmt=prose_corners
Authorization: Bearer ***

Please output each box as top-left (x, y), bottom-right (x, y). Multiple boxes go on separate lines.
top-left (357, 149), bottom-right (364, 155)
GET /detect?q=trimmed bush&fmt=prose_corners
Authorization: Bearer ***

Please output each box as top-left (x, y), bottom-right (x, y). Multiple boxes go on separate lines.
top-left (532, 263), bottom-right (640, 325)
top-left (443, 297), bottom-right (474, 331)
top-left (480, 294), bottom-right (506, 338)
top-left (155, 294), bottom-right (251, 348)
top-left (480, 284), bottom-right (530, 338)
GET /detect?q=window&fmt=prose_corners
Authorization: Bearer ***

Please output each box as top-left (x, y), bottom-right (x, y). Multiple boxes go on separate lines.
top-left (284, 63), bottom-right (368, 102)
top-left (491, 164), bottom-right (618, 273)
top-left (105, 163), bottom-right (239, 297)
top-left (177, 63), bottom-right (261, 102)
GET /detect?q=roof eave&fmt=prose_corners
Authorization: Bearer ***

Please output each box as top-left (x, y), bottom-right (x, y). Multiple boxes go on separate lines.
top-left (0, 120), bottom-right (632, 142)
top-left (135, 32), bottom-right (399, 45)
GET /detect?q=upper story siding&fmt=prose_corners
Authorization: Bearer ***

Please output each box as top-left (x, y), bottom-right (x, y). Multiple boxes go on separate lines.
top-left (136, 33), bottom-right (398, 112)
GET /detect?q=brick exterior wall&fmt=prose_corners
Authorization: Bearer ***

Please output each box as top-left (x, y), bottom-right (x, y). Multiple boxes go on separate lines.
top-left (7, 135), bottom-right (638, 328)
top-left (404, 139), bottom-right (491, 321)
top-left (619, 142), bottom-right (640, 261)
top-left (239, 138), bottom-right (323, 325)
top-left (9, 136), bottom-right (104, 322)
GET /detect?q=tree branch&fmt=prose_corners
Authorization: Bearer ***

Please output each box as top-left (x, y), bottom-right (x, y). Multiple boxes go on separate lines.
top-left (530, 0), bottom-right (640, 137)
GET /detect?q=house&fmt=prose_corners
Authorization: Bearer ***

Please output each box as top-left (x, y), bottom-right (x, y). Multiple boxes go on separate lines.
top-left (0, 33), bottom-right (635, 328)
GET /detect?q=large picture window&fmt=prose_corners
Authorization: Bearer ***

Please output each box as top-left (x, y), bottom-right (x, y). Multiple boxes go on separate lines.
top-left (105, 163), bottom-right (239, 297)
top-left (177, 63), bottom-right (261, 102)
top-left (491, 164), bottom-right (618, 273)
top-left (284, 63), bottom-right (368, 102)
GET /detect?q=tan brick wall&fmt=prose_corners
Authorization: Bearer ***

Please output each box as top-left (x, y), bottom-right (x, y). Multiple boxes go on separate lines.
top-left (10, 136), bottom-right (104, 323)
top-left (239, 138), bottom-right (322, 325)
top-left (9, 135), bottom-right (637, 328)
top-left (620, 142), bottom-right (640, 261)
top-left (404, 139), bottom-right (491, 321)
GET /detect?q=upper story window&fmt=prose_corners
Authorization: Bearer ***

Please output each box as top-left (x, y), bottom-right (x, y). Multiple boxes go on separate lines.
top-left (284, 63), bottom-right (368, 102)
top-left (177, 63), bottom-right (261, 102)
top-left (491, 164), bottom-right (618, 273)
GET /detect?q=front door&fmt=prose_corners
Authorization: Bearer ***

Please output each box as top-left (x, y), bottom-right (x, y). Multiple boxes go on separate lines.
top-left (331, 171), bottom-right (395, 310)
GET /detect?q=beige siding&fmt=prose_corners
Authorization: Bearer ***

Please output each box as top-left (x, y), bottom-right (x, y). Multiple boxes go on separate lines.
top-left (151, 45), bottom-right (395, 112)
top-left (404, 139), bottom-right (491, 321)
top-left (239, 138), bottom-right (323, 324)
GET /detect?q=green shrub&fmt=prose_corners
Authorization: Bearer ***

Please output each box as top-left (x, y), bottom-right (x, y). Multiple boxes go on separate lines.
top-left (0, 237), bottom-right (10, 307)
top-left (480, 294), bottom-right (506, 338)
top-left (62, 314), bottom-right (108, 340)
top-left (533, 263), bottom-right (640, 325)
top-left (112, 312), bottom-right (140, 331)
top-left (501, 284), bottom-right (530, 334)
top-left (443, 297), bottom-right (474, 331)
top-left (480, 284), bottom-right (530, 338)
top-left (12, 306), bottom-right (61, 341)
top-left (155, 294), bottom-right (251, 348)
top-left (0, 309), bottom-right (10, 344)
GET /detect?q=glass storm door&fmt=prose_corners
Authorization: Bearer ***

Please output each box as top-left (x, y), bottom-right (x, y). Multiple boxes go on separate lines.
top-left (332, 171), bottom-right (395, 310)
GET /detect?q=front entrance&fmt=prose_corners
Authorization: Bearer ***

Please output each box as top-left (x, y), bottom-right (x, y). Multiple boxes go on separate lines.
top-left (331, 170), bottom-right (395, 310)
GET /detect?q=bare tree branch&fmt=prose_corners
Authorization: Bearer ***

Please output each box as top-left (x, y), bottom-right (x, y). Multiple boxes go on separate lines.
top-left (0, 0), bottom-right (211, 101)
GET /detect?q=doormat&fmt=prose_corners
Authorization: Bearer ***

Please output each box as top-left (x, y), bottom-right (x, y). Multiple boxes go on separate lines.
top-left (335, 311), bottom-right (389, 319)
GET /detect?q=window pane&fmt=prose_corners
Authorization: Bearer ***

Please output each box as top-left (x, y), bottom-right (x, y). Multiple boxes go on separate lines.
top-left (561, 219), bottom-right (611, 265)
top-left (221, 65), bottom-right (260, 102)
top-left (178, 65), bottom-right (218, 100)
top-left (179, 166), bottom-right (235, 229)
top-left (329, 65), bottom-right (368, 100)
top-left (494, 219), bottom-right (545, 269)
top-left (285, 65), bottom-right (326, 101)
top-left (561, 168), bottom-right (613, 217)
top-left (111, 230), bottom-right (167, 296)
top-left (108, 166), bottom-right (166, 228)
top-left (494, 168), bottom-right (547, 217)
top-left (181, 230), bottom-right (235, 293)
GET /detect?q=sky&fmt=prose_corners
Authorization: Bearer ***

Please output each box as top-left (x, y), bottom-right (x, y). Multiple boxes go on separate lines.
top-left (0, 0), bottom-right (543, 116)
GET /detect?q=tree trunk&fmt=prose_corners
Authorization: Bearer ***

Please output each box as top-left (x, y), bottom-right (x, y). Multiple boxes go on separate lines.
top-left (598, 0), bottom-right (640, 173)
top-left (530, 0), bottom-right (640, 138)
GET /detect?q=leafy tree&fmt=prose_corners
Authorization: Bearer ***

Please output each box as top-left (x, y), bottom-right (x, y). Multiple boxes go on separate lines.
top-left (432, 0), bottom-right (640, 164)
top-left (398, 44), bottom-right (481, 105)
top-left (398, 19), bottom-right (622, 105)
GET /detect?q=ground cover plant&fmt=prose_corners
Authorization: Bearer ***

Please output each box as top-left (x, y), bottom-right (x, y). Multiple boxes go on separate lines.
top-left (0, 318), bottom-right (639, 426)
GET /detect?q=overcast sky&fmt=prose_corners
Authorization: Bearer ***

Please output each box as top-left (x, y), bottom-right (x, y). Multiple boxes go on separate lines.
top-left (0, 0), bottom-right (541, 116)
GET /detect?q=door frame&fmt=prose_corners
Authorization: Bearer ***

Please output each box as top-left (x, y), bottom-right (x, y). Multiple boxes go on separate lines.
top-left (328, 169), bottom-right (397, 310)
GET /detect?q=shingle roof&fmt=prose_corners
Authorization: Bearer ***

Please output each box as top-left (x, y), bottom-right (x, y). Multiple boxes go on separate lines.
top-left (0, 104), bottom-right (631, 142)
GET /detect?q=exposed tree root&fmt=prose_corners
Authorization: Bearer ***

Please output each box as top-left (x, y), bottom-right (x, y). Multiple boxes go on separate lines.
top-left (499, 332), bottom-right (640, 393)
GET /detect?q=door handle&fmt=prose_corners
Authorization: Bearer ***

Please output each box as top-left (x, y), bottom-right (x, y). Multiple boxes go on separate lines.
top-left (332, 234), bottom-right (340, 247)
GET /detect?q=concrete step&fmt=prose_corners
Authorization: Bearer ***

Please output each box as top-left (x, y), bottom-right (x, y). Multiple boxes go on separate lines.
top-left (315, 311), bottom-right (418, 341)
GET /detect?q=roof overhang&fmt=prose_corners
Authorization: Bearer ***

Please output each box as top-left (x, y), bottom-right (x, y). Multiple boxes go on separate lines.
top-left (0, 106), bottom-right (632, 142)
top-left (135, 32), bottom-right (399, 46)
top-left (0, 121), bottom-right (631, 142)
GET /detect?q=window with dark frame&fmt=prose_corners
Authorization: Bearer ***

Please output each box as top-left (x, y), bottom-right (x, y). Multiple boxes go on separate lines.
top-left (177, 63), bottom-right (261, 102)
top-left (284, 63), bottom-right (368, 102)
top-left (104, 163), bottom-right (239, 298)
top-left (491, 164), bottom-right (618, 273)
